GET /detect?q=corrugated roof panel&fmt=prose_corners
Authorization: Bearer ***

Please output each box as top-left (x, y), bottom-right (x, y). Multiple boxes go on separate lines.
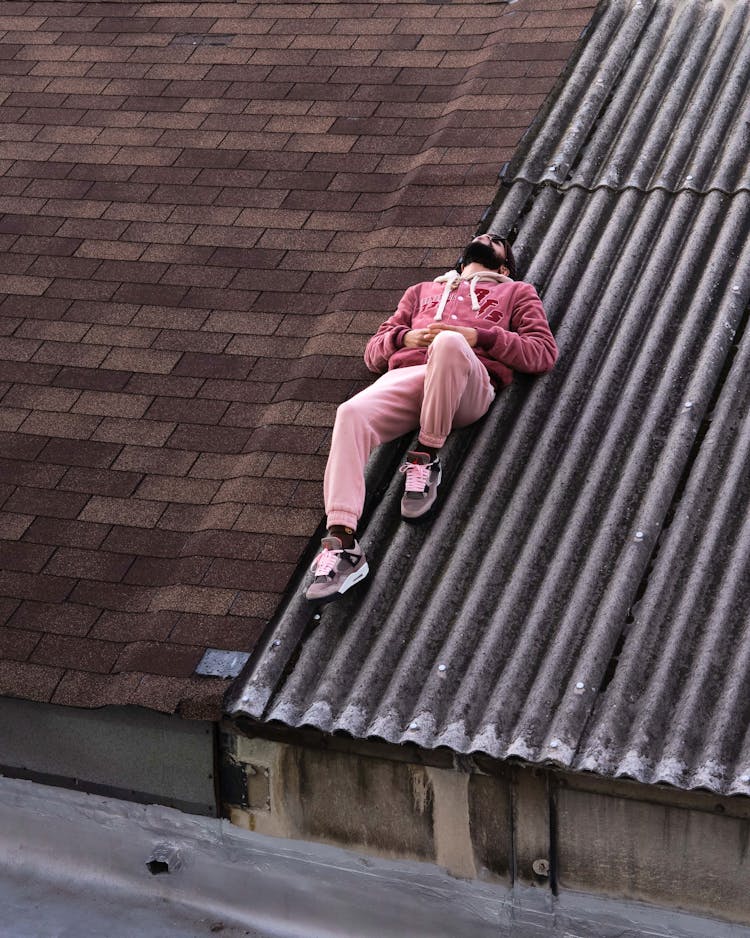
top-left (577, 302), bottom-right (750, 795)
top-left (228, 186), bottom-right (750, 793)
top-left (513, 0), bottom-right (750, 194)
top-left (226, 0), bottom-right (750, 796)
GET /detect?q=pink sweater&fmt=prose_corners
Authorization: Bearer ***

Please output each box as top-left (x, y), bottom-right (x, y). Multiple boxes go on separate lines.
top-left (364, 271), bottom-right (558, 388)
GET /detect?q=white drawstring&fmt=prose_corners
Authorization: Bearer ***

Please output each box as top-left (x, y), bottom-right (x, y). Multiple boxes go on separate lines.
top-left (434, 277), bottom-right (454, 320)
top-left (469, 275), bottom-right (480, 311)
top-left (432, 269), bottom-right (508, 320)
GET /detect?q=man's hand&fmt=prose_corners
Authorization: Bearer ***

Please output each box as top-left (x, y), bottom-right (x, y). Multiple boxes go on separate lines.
top-left (403, 323), bottom-right (478, 348)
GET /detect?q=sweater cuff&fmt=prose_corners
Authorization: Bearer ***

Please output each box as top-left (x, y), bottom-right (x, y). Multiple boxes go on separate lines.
top-left (392, 326), bottom-right (410, 349)
top-left (475, 328), bottom-right (497, 350)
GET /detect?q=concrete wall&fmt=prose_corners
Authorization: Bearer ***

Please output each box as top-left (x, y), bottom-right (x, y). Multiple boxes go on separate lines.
top-left (223, 723), bottom-right (750, 927)
top-left (223, 729), bottom-right (521, 885)
top-left (556, 775), bottom-right (750, 924)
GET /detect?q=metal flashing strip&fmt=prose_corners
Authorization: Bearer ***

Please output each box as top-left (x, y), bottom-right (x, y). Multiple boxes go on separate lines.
top-left (195, 649), bottom-right (251, 679)
top-left (0, 699), bottom-right (217, 817)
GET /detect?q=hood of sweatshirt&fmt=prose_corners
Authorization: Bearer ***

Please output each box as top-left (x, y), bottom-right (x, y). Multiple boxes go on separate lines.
top-left (432, 269), bottom-right (511, 320)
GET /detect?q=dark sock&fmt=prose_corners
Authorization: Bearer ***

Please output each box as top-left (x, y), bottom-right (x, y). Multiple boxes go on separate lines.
top-left (417, 445), bottom-right (440, 462)
top-left (329, 525), bottom-right (355, 549)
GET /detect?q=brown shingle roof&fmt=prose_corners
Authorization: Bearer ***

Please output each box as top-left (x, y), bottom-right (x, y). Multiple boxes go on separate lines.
top-left (0, 0), bottom-right (596, 719)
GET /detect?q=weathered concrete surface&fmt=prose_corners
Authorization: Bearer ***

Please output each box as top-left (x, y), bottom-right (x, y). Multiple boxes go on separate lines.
top-left (0, 865), bottom-right (264, 938)
top-left (227, 729), bottom-right (514, 879)
top-left (557, 783), bottom-right (750, 924)
top-left (225, 727), bottom-right (750, 928)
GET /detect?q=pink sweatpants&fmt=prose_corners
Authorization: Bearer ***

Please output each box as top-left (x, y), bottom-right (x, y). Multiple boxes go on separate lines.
top-left (324, 330), bottom-right (496, 530)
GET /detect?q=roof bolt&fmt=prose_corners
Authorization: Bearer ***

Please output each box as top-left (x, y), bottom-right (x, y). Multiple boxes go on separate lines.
top-left (548, 164), bottom-right (558, 172)
top-left (313, 613), bottom-right (321, 621)
top-left (684, 401), bottom-right (693, 409)
top-left (733, 285), bottom-right (741, 293)
top-left (741, 775), bottom-right (750, 784)
top-left (409, 721), bottom-right (418, 730)
top-left (634, 531), bottom-right (644, 541)
top-left (549, 740), bottom-right (559, 749)
top-left (685, 174), bottom-right (693, 181)
top-left (273, 640), bottom-right (281, 647)
top-left (438, 664), bottom-right (447, 672)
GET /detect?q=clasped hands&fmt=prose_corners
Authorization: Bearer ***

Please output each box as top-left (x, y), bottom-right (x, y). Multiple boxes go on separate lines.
top-left (403, 322), bottom-right (478, 349)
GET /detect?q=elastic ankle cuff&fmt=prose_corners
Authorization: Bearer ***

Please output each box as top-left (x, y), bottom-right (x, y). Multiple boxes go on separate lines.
top-left (327, 510), bottom-right (358, 530)
top-left (417, 434), bottom-right (445, 449)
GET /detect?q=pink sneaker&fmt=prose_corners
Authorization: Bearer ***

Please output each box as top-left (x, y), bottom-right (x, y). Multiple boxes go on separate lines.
top-left (305, 536), bottom-right (369, 603)
top-left (399, 451), bottom-right (442, 520)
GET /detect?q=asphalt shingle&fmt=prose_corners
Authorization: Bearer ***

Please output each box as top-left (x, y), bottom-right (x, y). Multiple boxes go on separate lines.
top-left (0, 0), bottom-right (597, 719)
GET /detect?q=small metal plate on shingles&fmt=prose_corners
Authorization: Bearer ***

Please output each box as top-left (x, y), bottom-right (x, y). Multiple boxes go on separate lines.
top-left (195, 650), bottom-right (251, 678)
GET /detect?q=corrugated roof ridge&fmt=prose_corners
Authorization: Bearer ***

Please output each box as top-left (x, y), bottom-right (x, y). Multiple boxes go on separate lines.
top-left (503, 0), bottom-right (750, 197)
top-left (504, 180), bottom-right (750, 197)
top-left (576, 258), bottom-right (750, 794)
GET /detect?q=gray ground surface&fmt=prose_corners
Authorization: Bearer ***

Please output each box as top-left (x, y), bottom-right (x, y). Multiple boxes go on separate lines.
top-left (2, 776), bottom-right (748, 938)
top-left (0, 866), bottom-right (266, 938)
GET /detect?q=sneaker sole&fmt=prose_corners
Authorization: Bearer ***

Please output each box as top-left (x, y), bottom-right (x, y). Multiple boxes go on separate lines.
top-left (401, 504), bottom-right (438, 524)
top-left (340, 562), bottom-right (369, 593)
